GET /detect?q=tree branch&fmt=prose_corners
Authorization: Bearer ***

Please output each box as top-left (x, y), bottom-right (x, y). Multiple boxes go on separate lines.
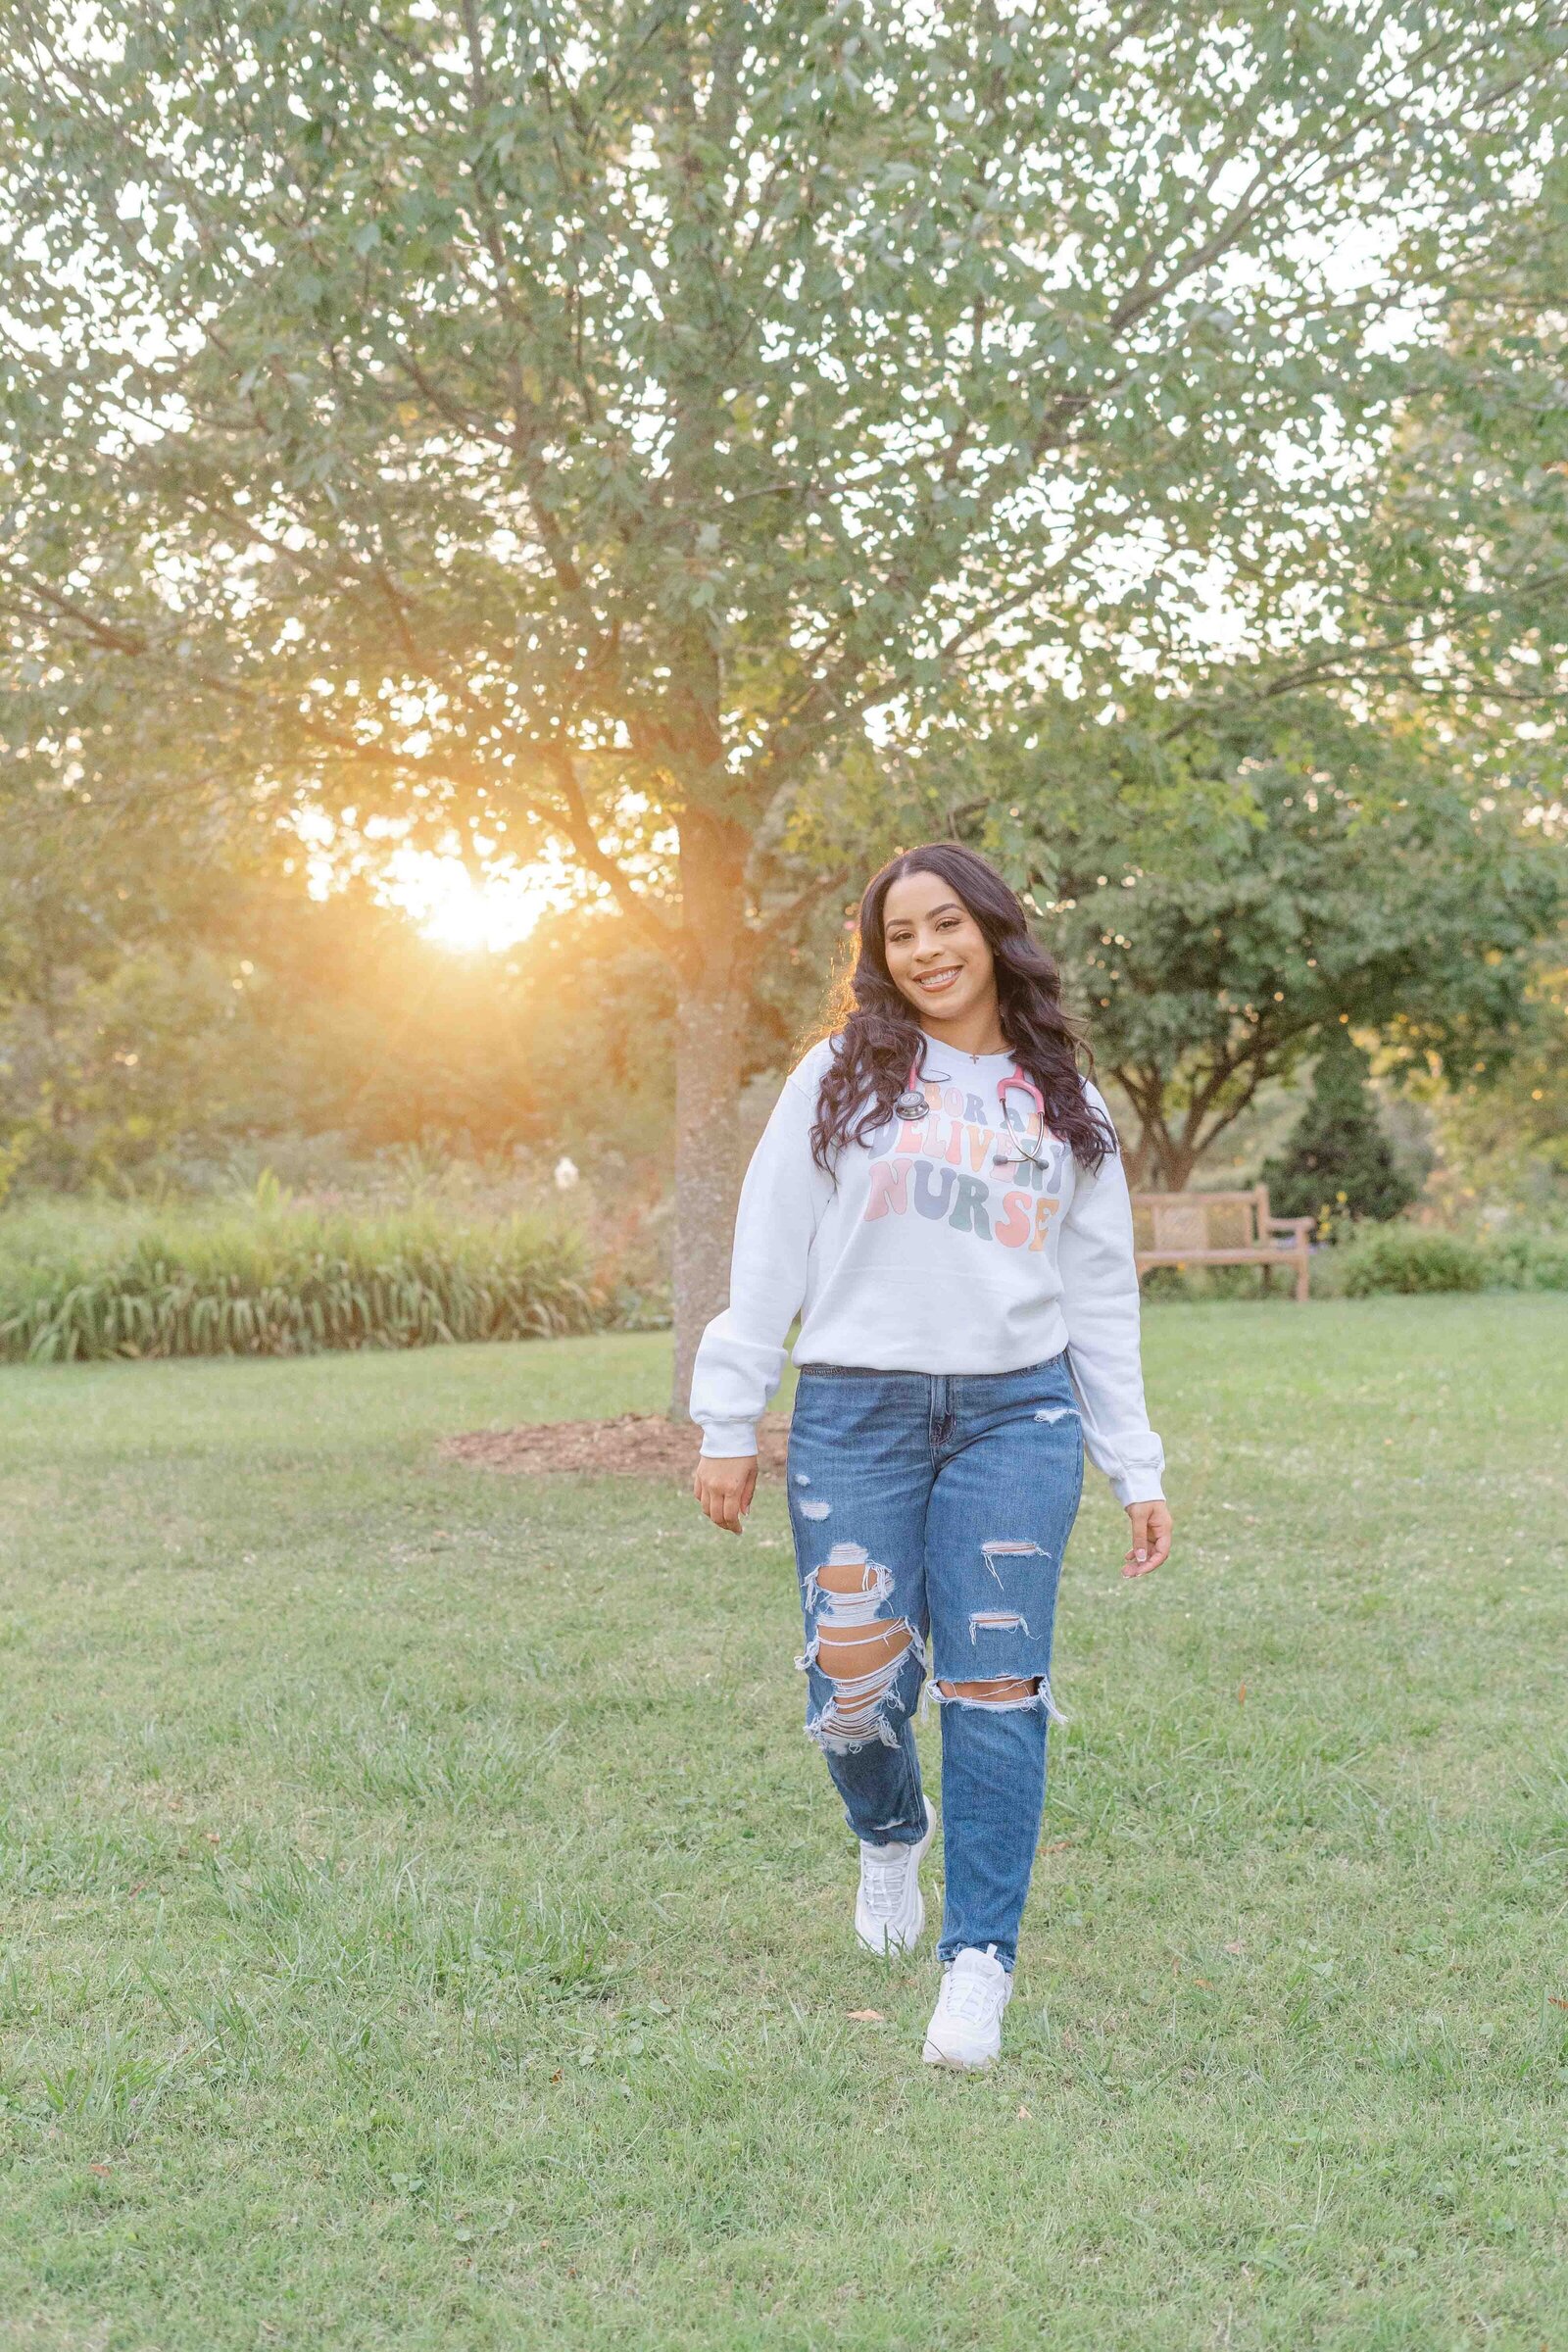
top-left (1, 568), bottom-right (409, 770)
top-left (540, 742), bottom-right (682, 965)
top-left (746, 864), bottom-right (851, 956)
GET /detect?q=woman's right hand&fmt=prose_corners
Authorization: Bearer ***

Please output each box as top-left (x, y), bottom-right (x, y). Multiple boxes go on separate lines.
top-left (693, 1454), bottom-right (759, 1535)
top-left (1123, 1498), bottom-right (1173, 1578)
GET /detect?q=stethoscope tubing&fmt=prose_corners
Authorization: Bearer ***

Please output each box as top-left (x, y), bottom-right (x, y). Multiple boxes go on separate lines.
top-left (894, 1046), bottom-right (1050, 1165)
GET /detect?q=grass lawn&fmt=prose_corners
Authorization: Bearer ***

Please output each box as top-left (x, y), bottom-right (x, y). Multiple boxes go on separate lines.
top-left (1, 1299), bottom-right (1564, 2351)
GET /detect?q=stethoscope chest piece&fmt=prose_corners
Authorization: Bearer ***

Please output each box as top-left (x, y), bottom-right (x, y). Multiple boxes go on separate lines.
top-left (895, 1047), bottom-right (1049, 1158)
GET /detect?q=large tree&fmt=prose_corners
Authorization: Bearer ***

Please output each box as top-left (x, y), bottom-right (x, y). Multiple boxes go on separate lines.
top-left (4, 4), bottom-right (1566, 1402)
top-left (1022, 702), bottom-right (1562, 1189)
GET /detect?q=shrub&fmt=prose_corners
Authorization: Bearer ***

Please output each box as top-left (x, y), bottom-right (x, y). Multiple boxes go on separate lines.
top-left (1338, 1227), bottom-right (1486, 1297)
top-left (0, 1204), bottom-right (604, 1362)
top-left (1482, 1229), bottom-right (1568, 1293)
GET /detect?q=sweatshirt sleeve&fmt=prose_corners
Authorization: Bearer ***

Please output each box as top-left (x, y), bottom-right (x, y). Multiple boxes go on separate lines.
top-left (1057, 1083), bottom-right (1166, 1508)
top-left (688, 1053), bottom-right (836, 1457)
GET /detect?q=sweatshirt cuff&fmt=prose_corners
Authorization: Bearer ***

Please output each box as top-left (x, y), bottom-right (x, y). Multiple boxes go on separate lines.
top-left (698, 1420), bottom-right (760, 1458)
top-left (1110, 1467), bottom-right (1165, 1509)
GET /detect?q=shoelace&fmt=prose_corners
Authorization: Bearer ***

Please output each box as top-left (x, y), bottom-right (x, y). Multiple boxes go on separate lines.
top-left (859, 1846), bottom-right (913, 1916)
top-left (941, 1964), bottom-right (1006, 2028)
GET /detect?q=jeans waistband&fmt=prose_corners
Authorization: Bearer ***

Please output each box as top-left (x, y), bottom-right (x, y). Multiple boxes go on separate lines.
top-left (795, 1352), bottom-right (1066, 1384)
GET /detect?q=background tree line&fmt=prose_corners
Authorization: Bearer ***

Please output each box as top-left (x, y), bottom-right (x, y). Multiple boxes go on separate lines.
top-left (2, 682), bottom-right (1559, 1221)
top-left (4, 2), bottom-right (1566, 1394)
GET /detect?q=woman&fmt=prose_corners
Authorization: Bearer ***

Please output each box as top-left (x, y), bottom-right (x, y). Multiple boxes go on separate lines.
top-left (689, 843), bottom-right (1172, 2071)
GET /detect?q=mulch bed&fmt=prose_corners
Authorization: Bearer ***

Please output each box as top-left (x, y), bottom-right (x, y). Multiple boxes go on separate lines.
top-left (438, 1413), bottom-right (792, 1479)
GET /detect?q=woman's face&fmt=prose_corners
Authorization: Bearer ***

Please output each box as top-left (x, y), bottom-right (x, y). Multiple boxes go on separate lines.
top-left (880, 869), bottom-right (998, 1027)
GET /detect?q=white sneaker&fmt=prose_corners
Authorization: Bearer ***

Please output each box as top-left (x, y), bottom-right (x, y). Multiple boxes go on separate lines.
top-left (854, 1797), bottom-right (937, 1955)
top-left (922, 1944), bottom-right (1011, 2070)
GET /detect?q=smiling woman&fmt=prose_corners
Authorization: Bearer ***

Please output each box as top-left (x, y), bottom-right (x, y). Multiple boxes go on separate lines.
top-left (690, 840), bottom-right (1173, 2075)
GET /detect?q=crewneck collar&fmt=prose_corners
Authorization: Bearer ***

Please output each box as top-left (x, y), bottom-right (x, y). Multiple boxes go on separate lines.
top-left (917, 1028), bottom-right (1015, 1067)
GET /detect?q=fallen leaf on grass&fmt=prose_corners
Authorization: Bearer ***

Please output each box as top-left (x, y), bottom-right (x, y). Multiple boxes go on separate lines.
top-left (1549, 1996), bottom-right (1568, 2011)
top-left (1016, 2104), bottom-right (1033, 2121)
top-left (1224, 1941), bottom-right (1245, 1956)
top-left (1042, 1838), bottom-right (1073, 1854)
top-left (846, 2009), bottom-right (887, 2023)
top-left (88, 2164), bottom-right (112, 2178)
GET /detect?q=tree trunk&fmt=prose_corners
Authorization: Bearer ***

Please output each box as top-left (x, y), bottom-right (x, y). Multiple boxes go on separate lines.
top-left (1149, 1133), bottom-right (1200, 1191)
top-left (668, 810), bottom-right (752, 1422)
top-left (1116, 1079), bottom-right (1199, 1192)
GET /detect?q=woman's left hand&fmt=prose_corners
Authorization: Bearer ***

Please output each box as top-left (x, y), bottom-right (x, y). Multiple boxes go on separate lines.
top-left (1123, 1499), bottom-right (1173, 1579)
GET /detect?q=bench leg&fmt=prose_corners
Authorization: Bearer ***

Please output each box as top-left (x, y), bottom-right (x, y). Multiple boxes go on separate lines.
top-left (1295, 1248), bottom-right (1310, 1303)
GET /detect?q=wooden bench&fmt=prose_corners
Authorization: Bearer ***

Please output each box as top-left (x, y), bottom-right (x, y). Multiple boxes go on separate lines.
top-left (1131, 1186), bottom-right (1314, 1302)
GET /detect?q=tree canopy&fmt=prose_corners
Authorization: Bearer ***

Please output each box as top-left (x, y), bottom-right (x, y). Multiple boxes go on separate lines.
top-left (1025, 700), bottom-right (1562, 1188)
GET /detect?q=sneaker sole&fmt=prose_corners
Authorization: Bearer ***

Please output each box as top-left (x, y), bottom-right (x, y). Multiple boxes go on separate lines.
top-left (920, 2036), bottom-right (998, 2071)
top-left (854, 1798), bottom-right (937, 1956)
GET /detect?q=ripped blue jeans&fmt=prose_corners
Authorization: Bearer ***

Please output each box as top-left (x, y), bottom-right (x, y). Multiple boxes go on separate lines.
top-left (787, 1354), bottom-right (1084, 1970)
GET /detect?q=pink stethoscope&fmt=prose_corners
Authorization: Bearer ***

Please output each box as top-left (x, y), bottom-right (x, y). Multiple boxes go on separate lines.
top-left (894, 1046), bottom-right (1049, 1165)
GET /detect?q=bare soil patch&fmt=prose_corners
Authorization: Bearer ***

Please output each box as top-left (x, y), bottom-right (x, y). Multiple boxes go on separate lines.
top-left (438, 1413), bottom-right (792, 1480)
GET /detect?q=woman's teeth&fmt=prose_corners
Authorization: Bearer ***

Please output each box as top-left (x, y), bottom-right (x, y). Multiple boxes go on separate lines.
top-left (916, 968), bottom-right (961, 992)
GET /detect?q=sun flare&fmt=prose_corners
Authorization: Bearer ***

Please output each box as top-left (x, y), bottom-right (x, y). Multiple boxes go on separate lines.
top-left (379, 847), bottom-right (564, 955)
top-left (296, 809), bottom-right (586, 956)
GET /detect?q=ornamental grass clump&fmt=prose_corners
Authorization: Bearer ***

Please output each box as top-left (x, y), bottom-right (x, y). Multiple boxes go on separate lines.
top-left (0, 1205), bottom-right (602, 1362)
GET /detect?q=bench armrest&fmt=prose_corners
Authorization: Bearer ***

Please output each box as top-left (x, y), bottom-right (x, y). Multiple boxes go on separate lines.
top-left (1265, 1216), bottom-right (1315, 1240)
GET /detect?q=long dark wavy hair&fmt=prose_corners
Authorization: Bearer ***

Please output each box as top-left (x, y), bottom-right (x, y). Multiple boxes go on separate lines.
top-left (808, 842), bottom-right (1116, 1174)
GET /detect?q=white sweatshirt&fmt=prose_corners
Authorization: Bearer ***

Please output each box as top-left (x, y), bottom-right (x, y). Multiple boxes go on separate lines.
top-left (689, 1032), bottom-right (1165, 1506)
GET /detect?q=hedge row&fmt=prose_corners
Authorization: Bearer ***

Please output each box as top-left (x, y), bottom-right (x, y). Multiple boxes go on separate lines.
top-left (1143, 1223), bottom-right (1568, 1301)
top-left (1337, 1225), bottom-right (1568, 1298)
top-left (0, 1201), bottom-right (1560, 1357)
top-left (0, 1207), bottom-right (604, 1362)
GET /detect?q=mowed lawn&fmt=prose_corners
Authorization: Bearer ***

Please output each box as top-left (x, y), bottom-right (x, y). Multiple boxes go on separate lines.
top-left (0, 1301), bottom-right (1564, 2352)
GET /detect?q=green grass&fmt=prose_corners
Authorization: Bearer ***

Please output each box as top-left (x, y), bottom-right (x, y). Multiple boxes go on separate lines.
top-left (0, 1298), bottom-right (1564, 2350)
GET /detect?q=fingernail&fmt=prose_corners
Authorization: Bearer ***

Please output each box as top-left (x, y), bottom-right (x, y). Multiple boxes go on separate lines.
top-left (1136, 1549), bottom-right (1148, 1563)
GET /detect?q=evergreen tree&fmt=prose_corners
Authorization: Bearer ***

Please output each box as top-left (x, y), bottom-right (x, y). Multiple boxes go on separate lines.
top-left (1263, 1037), bottom-right (1417, 1233)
